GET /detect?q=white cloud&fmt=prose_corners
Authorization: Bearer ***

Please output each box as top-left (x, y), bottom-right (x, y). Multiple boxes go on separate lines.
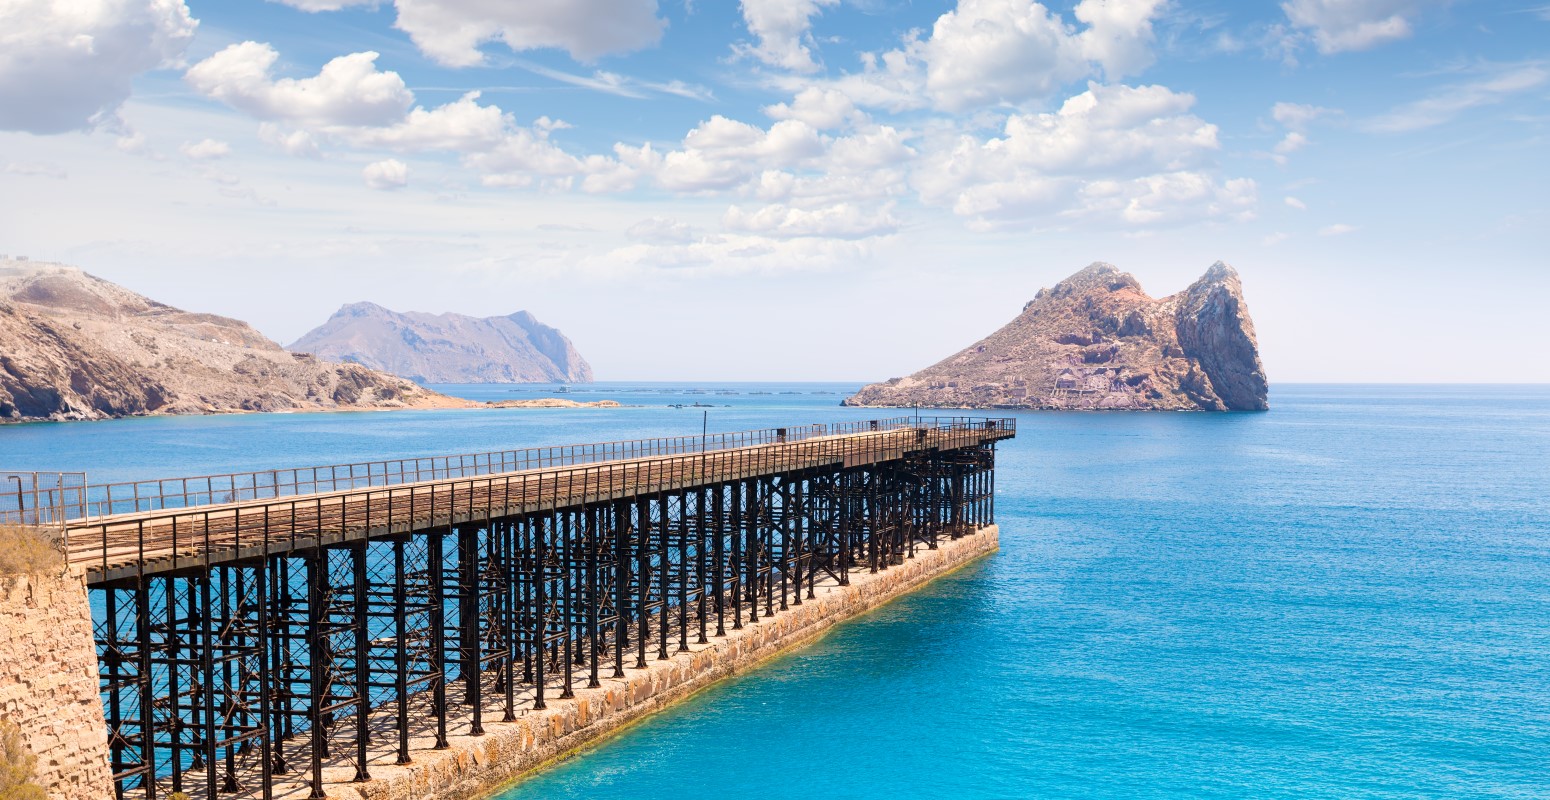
top-left (1274, 131), bottom-right (1309, 154)
top-left (1272, 101), bottom-right (1337, 131)
top-left (923, 0), bottom-right (1090, 112)
top-left (1363, 63), bottom-right (1550, 133)
top-left (180, 138), bottom-right (230, 160)
top-left (0, 0), bottom-right (197, 134)
top-left (618, 116), bottom-right (826, 193)
top-left (723, 202), bottom-right (900, 239)
top-left (273, 0), bottom-right (668, 65)
top-left (1285, 196), bottom-right (1307, 210)
top-left (346, 91), bottom-right (509, 151)
top-left (186, 43), bottom-right (413, 127)
top-left (795, 0), bottom-right (1168, 114)
top-left (268, 0), bottom-right (373, 9)
top-left (258, 123), bottom-right (321, 157)
top-left (1281, 0), bottom-right (1434, 54)
top-left (363, 158), bottom-right (409, 190)
top-left (911, 82), bottom-right (1250, 229)
top-left (1075, 0), bottom-right (1170, 78)
top-left (735, 0), bottom-right (839, 73)
top-left (390, 0), bottom-right (666, 66)
top-left (1263, 231), bottom-right (1289, 245)
top-left (627, 217), bottom-right (697, 244)
top-left (1076, 172), bottom-right (1257, 227)
top-left (1320, 222), bottom-right (1357, 235)
top-left (764, 88), bottom-right (860, 130)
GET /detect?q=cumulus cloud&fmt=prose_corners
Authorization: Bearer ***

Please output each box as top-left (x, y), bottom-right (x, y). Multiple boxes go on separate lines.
top-left (787, 0), bottom-right (1169, 114)
top-left (391, 0), bottom-right (665, 66)
top-left (615, 116), bottom-right (826, 193)
top-left (735, 0), bottom-right (839, 73)
top-left (923, 0), bottom-right (1090, 111)
top-left (1320, 222), bottom-right (1357, 235)
top-left (1363, 63), bottom-right (1549, 133)
top-left (1274, 131), bottom-right (1309, 155)
top-left (363, 158), bottom-right (409, 190)
top-left (1075, 0), bottom-right (1170, 78)
top-left (180, 138), bottom-right (230, 160)
top-left (1285, 196), bottom-right (1307, 210)
top-left (186, 43), bottom-right (413, 127)
top-left (912, 82), bottom-right (1250, 228)
top-left (0, 0), bottom-right (197, 134)
top-left (346, 91), bottom-right (510, 151)
top-left (763, 87), bottom-right (861, 130)
top-left (271, 0), bottom-right (666, 65)
top-left (268, 0), bottom-right (373, 9)
top-left (258, 123), bottom-right (321, 157)
top-left (1281, 0), bottom-right (1435, 54)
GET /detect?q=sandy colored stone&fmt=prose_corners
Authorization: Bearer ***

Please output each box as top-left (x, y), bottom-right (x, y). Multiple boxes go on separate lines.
top-left (844, 262), bottom-right (1268, 411)
top-left (0, 571), bottom-right (112, 799)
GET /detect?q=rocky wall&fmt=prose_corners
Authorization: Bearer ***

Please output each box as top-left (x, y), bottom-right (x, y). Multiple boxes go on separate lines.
top-left (0, 571), bottom-right (112, 799)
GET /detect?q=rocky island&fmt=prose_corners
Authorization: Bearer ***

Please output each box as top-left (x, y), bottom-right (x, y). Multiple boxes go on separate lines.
top-left (290, 303), bottom-right (592, 384)
top-left (844, 262), bottom-right (1268, 411)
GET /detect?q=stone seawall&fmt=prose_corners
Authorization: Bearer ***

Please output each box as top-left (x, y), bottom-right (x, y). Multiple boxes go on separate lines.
top-left (0, 571), bottom-right (113, 799)
top-left (339, 525), bottom-right (999, 800)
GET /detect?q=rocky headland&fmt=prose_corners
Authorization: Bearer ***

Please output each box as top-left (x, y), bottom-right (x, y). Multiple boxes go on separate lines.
top-left (0, 260), bottom-right (467, 422)
top-left (289, 303), bottom-right (592, 384)
top-left (844, 262), bottom-right (1268, 411)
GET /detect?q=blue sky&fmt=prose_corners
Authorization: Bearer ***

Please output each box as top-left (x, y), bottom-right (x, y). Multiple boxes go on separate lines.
top-left (0, 1), bottom-right (1546, 382)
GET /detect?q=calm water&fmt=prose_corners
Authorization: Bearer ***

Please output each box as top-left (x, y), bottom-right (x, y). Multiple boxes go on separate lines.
top-left (3, 384), bottom-right (1547, 798)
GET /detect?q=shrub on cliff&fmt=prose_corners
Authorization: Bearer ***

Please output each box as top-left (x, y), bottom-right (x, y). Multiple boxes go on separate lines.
top-left (0, 719), bottom-right (45, 800)
top-left (0, 526), bottom-right (63, 575)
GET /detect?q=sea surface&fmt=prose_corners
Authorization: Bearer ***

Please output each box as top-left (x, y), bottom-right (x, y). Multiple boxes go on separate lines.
top-left (3, 383), bottom-right (1547, 799)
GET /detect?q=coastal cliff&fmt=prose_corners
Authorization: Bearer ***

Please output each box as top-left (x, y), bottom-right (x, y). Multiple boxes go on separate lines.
top-left (0, 259), bottom-right (462, 422)
top-left (844, 262), bottom-right (1268, 411)
top-left (289, 302), bottom-right (592, 384)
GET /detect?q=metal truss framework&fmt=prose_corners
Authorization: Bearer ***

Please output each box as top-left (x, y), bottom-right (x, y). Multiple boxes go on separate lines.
top-left (92, 437), bottom-right (1000, 799)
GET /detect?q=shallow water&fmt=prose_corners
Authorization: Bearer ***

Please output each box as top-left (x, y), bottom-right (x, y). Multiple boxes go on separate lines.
top-left (3, 383), bottom-right (1546, 798)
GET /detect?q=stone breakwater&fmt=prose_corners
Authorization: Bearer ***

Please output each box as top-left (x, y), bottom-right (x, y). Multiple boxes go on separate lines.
top-left (337, 525), bottom-right (999, 800)
top-left (0, 571), bottom-right (113, 800)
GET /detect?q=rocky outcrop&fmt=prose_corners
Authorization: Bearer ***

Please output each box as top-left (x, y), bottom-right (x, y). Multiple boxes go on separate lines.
top-left (844, 261), bottom-right (1268, 411)
top-left (0, 260), bottom-right (465, 422)
top-left (288, 302), bottom-right (592, 384)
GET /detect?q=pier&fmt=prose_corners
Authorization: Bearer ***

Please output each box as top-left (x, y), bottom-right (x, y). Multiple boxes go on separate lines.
top-left (2, 416), bottom-right (1013, 799)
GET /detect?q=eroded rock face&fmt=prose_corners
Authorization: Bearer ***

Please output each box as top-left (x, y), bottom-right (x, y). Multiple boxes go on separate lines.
top-left (288, 302), bottom-right (592, 384)
top-left (0, 260), bottom-right (463, 422)
top-left (843, 261), bottom-right (1269, 411)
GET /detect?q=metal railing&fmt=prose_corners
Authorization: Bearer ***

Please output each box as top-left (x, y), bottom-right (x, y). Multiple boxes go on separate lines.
top-left (59, 417), bottom-right (1015, 578)
top-left (26, 417), bottom-right (1012, 523)
top-left (0, 472), bottom-right (88, 526)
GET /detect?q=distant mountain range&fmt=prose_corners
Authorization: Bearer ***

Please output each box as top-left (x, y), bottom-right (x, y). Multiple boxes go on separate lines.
top-left (0, 259), bottom-right (461, 422)
top-left (844, 261), bottom-right (1268, 411)
top-left (289, 302), bottom-right (592, 385)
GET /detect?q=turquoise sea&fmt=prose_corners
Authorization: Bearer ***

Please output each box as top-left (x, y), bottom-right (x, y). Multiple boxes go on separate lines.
top-left (3, 383), bottom-right (1547, 799)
